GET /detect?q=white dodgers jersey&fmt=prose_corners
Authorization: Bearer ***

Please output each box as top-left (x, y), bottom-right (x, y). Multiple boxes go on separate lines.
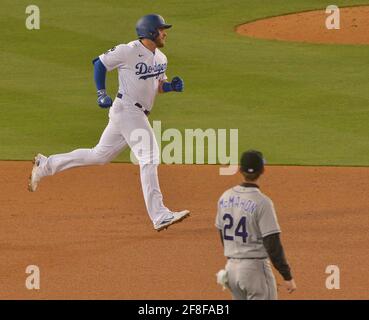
top-left (99, 40), bottom-right (168, 111)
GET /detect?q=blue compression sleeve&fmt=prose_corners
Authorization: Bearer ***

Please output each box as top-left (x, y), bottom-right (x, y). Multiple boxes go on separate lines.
top-left (93, 57), bottom-right (107, 91)
top-left (162, 81), bottom-right (173, 92)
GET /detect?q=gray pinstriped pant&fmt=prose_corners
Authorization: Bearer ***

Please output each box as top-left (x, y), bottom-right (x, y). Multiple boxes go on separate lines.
top-left (226, 258), bottom-right (277, 300)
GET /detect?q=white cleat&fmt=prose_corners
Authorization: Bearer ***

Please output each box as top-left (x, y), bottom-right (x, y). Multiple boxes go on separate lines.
top-left (28, 153), bottom-right (45, 192)
top-left (154, 210), bottom-right (190, 232)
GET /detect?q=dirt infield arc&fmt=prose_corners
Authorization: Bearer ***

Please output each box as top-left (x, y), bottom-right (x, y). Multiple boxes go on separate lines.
top-left (236, 6), bottom-right (369, 45)
top-left (0, 161), bottom-right (368, 299)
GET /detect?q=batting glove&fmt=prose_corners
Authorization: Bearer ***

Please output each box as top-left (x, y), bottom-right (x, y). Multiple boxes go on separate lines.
top-left (97, 89), bottom-right (112, 108)
top-left (171, 76), bottom-right (184, 92)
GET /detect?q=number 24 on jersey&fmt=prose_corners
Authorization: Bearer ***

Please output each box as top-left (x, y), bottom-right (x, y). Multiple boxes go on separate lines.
top-left (223, 214), bottom-right (248, 243)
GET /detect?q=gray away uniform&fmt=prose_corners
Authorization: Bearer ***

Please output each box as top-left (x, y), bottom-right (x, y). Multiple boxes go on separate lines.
top-left (215, 184), bottom-right (292, 300)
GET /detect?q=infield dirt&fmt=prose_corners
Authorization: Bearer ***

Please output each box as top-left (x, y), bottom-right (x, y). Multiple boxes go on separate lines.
top-left (236, 6), bottom-right (369, 44)
top-left (0, 162), bottom-right (368, 299)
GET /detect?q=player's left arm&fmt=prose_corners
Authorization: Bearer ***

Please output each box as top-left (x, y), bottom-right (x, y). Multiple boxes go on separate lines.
top-left (263, 233), bottom-right (292, 281)
top-left (259, 199), bottom-right (296, 293)
top-left (263, 233), bottom-right (297, 293)
top-left (158, 77), bottom-right (184, 94)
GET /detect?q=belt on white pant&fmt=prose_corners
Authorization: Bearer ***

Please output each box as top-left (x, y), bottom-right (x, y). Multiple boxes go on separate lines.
top-left (116, 93), bottom-right (150, 116)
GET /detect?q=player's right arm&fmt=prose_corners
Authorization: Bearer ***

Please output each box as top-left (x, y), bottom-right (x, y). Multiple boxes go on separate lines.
top-left (93, 57), bottom-right (112, 108)
top-left (92, 44), bottom-right (128, 108)
top-left (215, 196), bottom-right (224, 248)
top-left (218, 229), bottom-right (224, 247)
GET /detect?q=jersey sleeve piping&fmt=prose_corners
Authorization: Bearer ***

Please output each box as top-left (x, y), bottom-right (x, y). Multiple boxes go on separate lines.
top-left (262, 229), bottom-right (281, 237)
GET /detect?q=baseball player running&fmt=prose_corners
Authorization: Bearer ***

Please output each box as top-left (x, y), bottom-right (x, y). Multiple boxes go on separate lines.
top-left (28, 14), bottom-right (190, 231)
top-left (215, 150), bottom-right (296, 300)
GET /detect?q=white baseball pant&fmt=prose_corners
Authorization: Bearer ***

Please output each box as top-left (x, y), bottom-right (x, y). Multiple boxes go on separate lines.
top-left (38, 98), bottom-right (172, 225)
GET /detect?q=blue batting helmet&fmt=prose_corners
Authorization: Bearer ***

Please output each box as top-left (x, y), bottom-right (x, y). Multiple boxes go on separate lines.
top-left (136, 14), bottom-right (172, 41)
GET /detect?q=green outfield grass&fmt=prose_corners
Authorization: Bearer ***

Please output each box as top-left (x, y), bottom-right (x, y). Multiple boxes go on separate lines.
top-left (1, 0), bottom-right (369, 165)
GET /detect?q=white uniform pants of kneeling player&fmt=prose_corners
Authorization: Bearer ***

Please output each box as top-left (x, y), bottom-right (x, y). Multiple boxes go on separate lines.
top-left (226, 258), bottom-right (277, 300)
top-left (37, 98), bottom-right (172, 225)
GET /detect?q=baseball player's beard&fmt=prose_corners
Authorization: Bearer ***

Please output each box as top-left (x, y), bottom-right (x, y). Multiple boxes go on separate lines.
top-left (155, 38), bottom-right (165, 48)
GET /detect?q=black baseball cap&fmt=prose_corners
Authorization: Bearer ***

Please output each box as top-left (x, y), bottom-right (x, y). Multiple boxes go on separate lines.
top-left (240, 150), bottom-right (265, 174)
